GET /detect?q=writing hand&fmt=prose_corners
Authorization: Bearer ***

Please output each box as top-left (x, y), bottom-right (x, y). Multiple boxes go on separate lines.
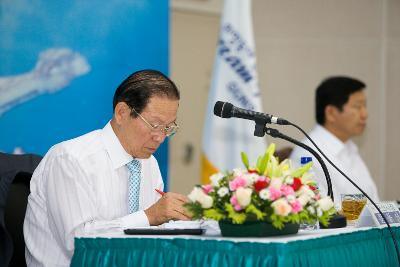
top-left (144, 192), bottom-right (192, 225)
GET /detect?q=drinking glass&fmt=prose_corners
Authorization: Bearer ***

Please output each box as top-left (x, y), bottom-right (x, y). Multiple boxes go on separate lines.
top-left (340, 194), bottom-right (367, 226)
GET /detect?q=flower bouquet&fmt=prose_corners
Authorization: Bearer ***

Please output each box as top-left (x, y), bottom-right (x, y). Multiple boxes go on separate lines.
top-left (186, 144), bottom-right (336, 237)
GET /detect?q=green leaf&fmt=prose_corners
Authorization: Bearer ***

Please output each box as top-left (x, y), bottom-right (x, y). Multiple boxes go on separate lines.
top-left (270, 156), bottom-right (281, 177)
top-left (225, 203), bottom-right (247, 224)
top-left (263, 144), bottom-right (277, 176)
top-left (245, 204), bottom-right (266, 220)
top-left (266, 143), bottom-right (276, 156)
top-left (318, 207), bottom-right (336, 227)
top-left (203, 208), bottom-right (226, 221)
top-left (256, 156), bottom-right (263, 173)
top-left (291, 161), bottom-right (313, 177)
top-left (258, 153), bottom-right (269, 175)
top-left (274, 159), bottom-right (290, 178)
top-left (241, 152), bottom-right (250, 169)
top-left (184, 202), bottom-right (204, 220)
top-left (270, 213), bottom-right (284, 229)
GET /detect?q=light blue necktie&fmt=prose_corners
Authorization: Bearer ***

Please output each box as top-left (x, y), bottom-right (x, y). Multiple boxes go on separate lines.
top-left (127, 159), bottom-right (141, 213)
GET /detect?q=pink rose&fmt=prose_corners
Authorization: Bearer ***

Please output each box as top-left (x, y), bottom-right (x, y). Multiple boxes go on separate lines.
top-left (281, 185), bottom-right (295, 197)
top-left (229, 177), bottom-right (247, 191)
top-left (290, 200), bottom-right (303, 213)
top-left (230, 195), bottom-right (242, 211)
top-left (202, 184), bottom-right (214, 194)
top-left (269, 187), bottom-right (282, 201)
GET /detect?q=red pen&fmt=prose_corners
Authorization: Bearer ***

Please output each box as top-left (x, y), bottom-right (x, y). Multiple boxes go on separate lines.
top-left (155, 188), bottom-right (165, 196)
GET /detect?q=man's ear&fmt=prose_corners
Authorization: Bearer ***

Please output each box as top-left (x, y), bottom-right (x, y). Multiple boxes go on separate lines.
top-left (325, 105), bottom-right (340, 124)
top-left (114, 102), bottom-right (131, 124)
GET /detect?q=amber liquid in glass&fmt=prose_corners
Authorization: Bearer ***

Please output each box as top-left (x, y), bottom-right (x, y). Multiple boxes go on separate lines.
top-left (341, 198), bottom-right (367, 221)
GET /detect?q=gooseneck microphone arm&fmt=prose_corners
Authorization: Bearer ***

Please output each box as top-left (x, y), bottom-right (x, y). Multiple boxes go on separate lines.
top-left (286, 121), bottom-right (400, 265)
top-left (263, 127), bottom-right (333, 200)
top-left (213, 100), bottom-right (400, 265)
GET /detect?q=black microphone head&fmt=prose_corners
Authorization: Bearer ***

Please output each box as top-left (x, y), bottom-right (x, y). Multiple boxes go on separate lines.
top-left (214, 101), bottom-right (233, 118)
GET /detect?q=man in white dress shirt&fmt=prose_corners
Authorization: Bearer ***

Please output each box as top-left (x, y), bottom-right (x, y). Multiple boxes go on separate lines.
top-left (290, 76), bottom-right (379, 206)
top-left (23, 70), bottom-right (191, 267)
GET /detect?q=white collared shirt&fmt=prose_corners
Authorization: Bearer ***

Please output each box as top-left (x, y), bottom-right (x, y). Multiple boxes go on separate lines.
top-left (289, 124), bottom-right (379, 206)
top-left (24, 122), bottom-right (163, 267)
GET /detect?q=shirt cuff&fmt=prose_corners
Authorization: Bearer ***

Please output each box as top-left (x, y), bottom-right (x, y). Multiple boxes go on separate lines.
top-left (120, 210), bottom-right (150, 229)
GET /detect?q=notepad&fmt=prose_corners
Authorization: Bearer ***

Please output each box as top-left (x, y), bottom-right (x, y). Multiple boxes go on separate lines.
top-left (124, 228), bottom-right (204, 235)
top-left (161, 220), bottom-right (202, 229)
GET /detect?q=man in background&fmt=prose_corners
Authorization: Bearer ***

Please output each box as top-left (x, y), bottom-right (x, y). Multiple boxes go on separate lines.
top-left (290, 76), bottom-right (379, 205)
top-left (24, 70), bottom-right (191, 267)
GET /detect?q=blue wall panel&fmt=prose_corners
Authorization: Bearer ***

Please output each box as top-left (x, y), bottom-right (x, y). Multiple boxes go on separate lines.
top-left (0, 0), bottom-right (170, 188)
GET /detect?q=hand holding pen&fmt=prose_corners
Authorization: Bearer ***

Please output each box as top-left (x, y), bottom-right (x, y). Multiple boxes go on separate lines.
top-left (145, 190), bottom-right (191, 225)
top-left (155, 188), bottom-right (165, 196)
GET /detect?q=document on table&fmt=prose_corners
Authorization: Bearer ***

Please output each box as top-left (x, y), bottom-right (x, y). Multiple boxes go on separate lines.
top-left (123, 220), bottom-right (221, 236)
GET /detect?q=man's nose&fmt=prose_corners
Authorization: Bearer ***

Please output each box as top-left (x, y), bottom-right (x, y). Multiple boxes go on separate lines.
top-left (361, 106), bottom-right (368, 120)
top-left (153, 132), bottom-right (167, 143)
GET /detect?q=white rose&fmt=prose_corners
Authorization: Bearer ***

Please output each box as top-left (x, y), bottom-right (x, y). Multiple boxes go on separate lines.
top-left (200, 195), bottom-right (213, 209)
top-left (188, 187), bottom-right (213, 209)
top-left (271, 198), bottom-right (292, 217)
top-left (217, 187), bottom-right (229, 197)
top-left (235, 187), bottom-right (252, 208)
top-left (285, 176), bottom-right (294, 185)
top-left (297, 194), bottom-right (311, 206)
top-left (317, 197), bottom-right (334, 211)
top-left (259, 189), bottom-right (270, 200)
top-left (242, 173), bottom-right (259, 185)
top-left (286, 194), bottom-right (296, 203)
top-left (297, 185), bottom-right (315, 198)
top-left (307, 206), bottom-right (316, 215)
top-left (210, 173), bottom-right (225, 187)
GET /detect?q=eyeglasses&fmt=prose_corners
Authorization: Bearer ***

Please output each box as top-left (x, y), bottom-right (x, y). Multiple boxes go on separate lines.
top-left (130, 107), bottom-right (179, 137)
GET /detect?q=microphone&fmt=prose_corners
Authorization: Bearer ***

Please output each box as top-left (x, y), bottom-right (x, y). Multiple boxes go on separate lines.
top-left (213, 101), bottom-right (289, 125)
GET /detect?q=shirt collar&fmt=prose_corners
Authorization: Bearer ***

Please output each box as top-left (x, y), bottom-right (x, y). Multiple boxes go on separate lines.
top-left (314, 124), bottom-right (348, 156)
top-left (101, 121), bottom-right (133, 169)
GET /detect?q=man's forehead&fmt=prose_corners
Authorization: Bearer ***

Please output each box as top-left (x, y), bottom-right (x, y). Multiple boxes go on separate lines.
top-left (348, 91), bottom-right (366, 102)
top-left (142, 96), bottom-right (179, 120)
top-left (144, 96), bottom-right (178, 109)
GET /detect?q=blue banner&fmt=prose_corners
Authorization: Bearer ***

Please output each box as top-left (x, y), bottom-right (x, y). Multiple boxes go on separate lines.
top-left (0, 0), bottom-right (171, 187)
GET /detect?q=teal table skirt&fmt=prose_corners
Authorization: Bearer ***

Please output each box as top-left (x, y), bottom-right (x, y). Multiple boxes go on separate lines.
top-left (71, 227), bottom-right (400, 267)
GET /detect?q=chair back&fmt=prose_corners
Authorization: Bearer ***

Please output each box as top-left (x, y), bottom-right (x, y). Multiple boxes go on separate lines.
top-left (0, 153), bottom-right (41, 267)
top-left (4, 172), bottom-right (32, 267)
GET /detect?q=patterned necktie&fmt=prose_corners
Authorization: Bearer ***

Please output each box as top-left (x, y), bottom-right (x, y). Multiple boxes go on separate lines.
top-left (126, 159), bottom-right (141, 213)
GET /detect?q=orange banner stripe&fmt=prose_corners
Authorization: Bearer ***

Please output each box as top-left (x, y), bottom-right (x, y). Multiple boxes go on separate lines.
top-left (201, 154), bottom-right (219, 185)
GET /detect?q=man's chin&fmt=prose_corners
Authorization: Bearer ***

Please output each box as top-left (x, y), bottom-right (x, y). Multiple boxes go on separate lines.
top-left (354, 128), bottom-right (366, 136)
top-left (134, 151), bottom-right (153, 159)
top-left (141, 153), bottom-right (153, 159)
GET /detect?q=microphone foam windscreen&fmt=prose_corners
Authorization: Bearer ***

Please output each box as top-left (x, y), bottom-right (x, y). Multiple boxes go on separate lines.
top-left (213, 101), bottom-right (233, 118)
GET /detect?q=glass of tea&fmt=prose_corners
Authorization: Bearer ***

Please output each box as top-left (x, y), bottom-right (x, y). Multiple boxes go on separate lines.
top-left (340, 194), bottom-right (367, 226)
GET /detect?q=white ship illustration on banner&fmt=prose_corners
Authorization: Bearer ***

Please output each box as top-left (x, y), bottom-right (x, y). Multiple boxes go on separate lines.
top-left (0, 48), bottom-right (90, 116)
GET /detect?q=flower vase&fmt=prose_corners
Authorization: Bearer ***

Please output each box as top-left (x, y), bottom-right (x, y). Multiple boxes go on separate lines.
top-left (218, 220), bottom-right (299, 237)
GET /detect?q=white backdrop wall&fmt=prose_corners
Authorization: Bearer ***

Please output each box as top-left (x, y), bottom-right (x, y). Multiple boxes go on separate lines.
top-left (170, 0), bottom-right (400, 201)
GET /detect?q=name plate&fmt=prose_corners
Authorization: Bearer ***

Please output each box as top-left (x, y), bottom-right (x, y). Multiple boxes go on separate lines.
top-left (357, 201), bottom-right (400, 227)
